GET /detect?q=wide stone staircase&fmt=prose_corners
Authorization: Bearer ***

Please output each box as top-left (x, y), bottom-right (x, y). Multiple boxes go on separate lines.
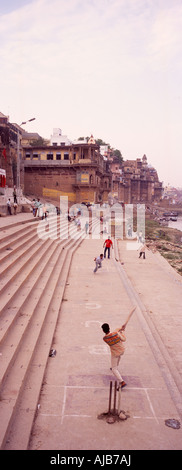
top-left (0, 214), bottom-right (98, 449)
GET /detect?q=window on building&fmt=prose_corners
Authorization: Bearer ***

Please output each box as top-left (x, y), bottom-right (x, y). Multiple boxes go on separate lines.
top-left (47, 154), bottom-right (53, 160)
top-left (53, 142), bottom-right (57, 146)
top-left (64, 153), bottom-right (69, 160)
top-left (56, 154), bottom-right (61, 160)
top-left (33, 154), bottom-right (38, 159)
top-left (26, 153), bottom-right (31, 159)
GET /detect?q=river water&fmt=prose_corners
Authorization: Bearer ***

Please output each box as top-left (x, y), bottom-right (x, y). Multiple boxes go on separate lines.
top-left (168, 216), bottom-right (182, 233)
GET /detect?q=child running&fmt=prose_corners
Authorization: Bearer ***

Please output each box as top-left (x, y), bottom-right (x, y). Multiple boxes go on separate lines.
top-left (93, 254), bottom-right (103, 273)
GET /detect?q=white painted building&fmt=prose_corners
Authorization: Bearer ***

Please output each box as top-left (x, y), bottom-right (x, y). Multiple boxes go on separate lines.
top-left (50, 128), bottom-right (72, 146)
top-left (100, 145), bottom-right (109, 156)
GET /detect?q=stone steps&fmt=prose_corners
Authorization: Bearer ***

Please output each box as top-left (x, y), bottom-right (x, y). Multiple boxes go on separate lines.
top-left (3, 243), bottom-right (82, 450)
top-left (0, 216), bottom-right (66, 295)
top-left (0, 214), bottom-right (99, 449)
top-left (0, 222), bottom-right (39, 255)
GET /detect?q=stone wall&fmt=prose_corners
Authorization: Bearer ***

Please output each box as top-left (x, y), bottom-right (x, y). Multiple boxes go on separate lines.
top-left (24, 167), bottom-right (76, 199)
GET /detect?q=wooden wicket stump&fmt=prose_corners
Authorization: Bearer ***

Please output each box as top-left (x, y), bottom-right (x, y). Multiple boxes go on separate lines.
top-left (97, 381), bottom-right (130, 424)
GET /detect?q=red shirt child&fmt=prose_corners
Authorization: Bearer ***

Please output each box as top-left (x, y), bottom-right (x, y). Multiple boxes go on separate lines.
top-left (104, 238), bottom-right (113, 248)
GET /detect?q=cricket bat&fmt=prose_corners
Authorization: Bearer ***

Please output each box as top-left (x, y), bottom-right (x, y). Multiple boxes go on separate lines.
top-left (122, 306), bottom-right (136, 330)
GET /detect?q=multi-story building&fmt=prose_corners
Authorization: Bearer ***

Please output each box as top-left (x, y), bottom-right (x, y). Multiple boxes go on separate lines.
top-left (108, 154), bottom-right (163, 204)
top-left (1, 112), bottom-right (163, 205)
top-left (0, 112), bottom-right (19, 187)
top-left (23, 138), bottom-right (112, 205)
top-left (23, 139), bottom-right (163, 205)
top-left (122, 155), bottom-right (163, 203)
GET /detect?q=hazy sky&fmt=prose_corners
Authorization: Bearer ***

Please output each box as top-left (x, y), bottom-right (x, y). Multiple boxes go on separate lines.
top-left (1, 0), bottom-right (182, 187)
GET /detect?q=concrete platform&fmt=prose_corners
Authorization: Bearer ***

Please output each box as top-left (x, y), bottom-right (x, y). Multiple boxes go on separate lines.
top-left (28, 237), bottom-right (182, 450)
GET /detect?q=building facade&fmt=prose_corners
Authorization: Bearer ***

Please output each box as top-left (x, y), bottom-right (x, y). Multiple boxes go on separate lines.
top-left (23, 143), bottom-right (163, 205)
top-left (50, 128), bottom-right (72, 146)
top-left (1, 112), bottom-right (163, 205)
top-left (23, 140), bottom-right (112, 204)
top-left (0, 112), bottom-right (19, 188)
top-left (108, 154), bottom-right (163, 204)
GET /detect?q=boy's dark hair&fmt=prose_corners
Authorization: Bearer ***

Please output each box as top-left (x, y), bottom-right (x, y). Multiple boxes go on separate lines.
top-left (101, 323), bottom-right (110, 334)
top-left (100, 253), bottom-right (103, 258)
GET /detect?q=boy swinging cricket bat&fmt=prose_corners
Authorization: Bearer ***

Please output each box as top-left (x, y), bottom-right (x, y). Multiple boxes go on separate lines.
top-left (101, 307), bottom-right (136, 389)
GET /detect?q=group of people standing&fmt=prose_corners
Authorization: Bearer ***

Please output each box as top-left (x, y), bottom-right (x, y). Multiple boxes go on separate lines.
top-left (31, 199), bottom-right (48, 219)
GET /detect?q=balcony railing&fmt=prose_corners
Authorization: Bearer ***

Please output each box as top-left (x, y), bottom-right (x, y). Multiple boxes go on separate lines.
top-left (24, 159), bottom-right (71, 166)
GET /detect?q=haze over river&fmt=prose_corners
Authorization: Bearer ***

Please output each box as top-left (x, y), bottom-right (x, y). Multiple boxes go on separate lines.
top-left (168, 216), bottom-right (182, 233)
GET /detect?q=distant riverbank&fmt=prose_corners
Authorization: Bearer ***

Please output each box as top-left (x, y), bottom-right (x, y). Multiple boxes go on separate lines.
top-left (145, 216), bottom-right (182, 276)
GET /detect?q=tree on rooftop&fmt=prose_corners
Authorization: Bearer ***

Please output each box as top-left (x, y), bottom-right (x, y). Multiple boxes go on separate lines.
top-left (30, 137), bottom-right (50, 147)
top-left (77, 137), bottom-right (90, 142)
top-left (96, 138), bottom-right (109, 146)
top-left (113, 149), bottom-right (123, 162)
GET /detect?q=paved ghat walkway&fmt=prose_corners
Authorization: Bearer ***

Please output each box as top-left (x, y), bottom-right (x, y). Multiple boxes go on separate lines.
top-left (117, 240), bottom-right (182, 383)
top-left (28, 236), bottom-right (182, 451)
